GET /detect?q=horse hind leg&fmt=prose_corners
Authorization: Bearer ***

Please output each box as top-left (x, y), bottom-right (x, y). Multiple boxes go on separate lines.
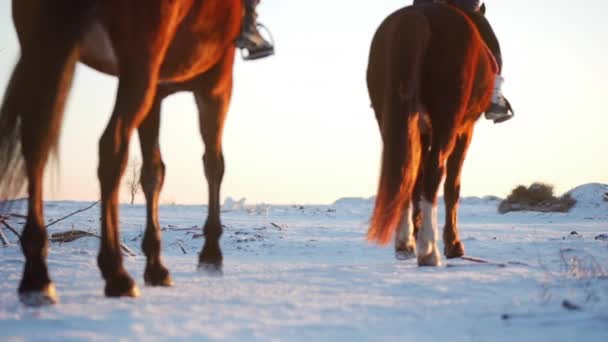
top-left (417, 127), bottom-right (459, 267)
top-left (192, 54), bottom-right (235, 275)
top-left (395, 132), bottom-right (430, 259)
top-left (443, 129), bottom-right (474, 259)
top-left (138, 91), bottom-right (172, 287)
top-left (0, 1), bottom-right (95, 306)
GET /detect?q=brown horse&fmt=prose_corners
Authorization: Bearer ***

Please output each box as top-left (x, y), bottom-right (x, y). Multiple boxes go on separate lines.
top-left (0, 0), bottom-right (244, 305)
top-left (366, 3), bottom-right (502, 266)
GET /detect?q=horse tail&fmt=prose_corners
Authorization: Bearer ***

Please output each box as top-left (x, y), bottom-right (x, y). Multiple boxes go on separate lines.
top-left (0, 0), bottom-right (95, 199)
top-left (367, 11), bottom-right (430, 245)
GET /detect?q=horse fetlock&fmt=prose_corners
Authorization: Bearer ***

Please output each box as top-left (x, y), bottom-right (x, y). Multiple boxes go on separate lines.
top-left (19, 259), bottom-right (51, 288)
top-left (141, 234), bottom-right (161, 259)
top-left (199, 242), bottom-right (223, 263)
top-left (97, 252), bottom-right (123, 280)
top-left (395, 239), bottom-right (417, 260)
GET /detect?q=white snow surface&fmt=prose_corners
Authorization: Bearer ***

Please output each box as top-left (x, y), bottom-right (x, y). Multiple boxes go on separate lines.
top-left (1, 183), bottom-right (608, 341)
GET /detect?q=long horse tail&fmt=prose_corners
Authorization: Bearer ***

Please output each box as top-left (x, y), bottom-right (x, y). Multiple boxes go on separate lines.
top-left (0, 1), bottom-right (95, 199)
top-left (367, 10), bottom-right (430, 245)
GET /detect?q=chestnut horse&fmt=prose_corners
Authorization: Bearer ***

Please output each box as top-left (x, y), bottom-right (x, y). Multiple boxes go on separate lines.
top-left (366, 3), bottom-right (502, 266)
top-left (0, 0), bottom-right (244, 305)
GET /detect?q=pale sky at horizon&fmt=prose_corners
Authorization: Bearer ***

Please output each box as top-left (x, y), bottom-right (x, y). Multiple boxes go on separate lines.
top-left (1, 0), bottom-right (607, 205)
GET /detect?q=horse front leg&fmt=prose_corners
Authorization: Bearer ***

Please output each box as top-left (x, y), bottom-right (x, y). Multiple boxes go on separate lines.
top-left (138, 91), bottom-right (172, 286)
top-left (443, 128), bottom-right (474, 259)
top-left (192, 53), bottom-right (235, 274)
top-left (97, 2), bottom-right (180, 296)
top-left (97, 69), bottom-right (156, 297)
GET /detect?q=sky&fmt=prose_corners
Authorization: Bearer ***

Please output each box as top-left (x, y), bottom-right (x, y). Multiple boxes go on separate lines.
top-left (1, 0), bottom-right (607, 205)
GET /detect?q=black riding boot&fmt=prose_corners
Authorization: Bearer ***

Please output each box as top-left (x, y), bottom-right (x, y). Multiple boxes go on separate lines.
top-left (235, 0), bottom-right (275, 60)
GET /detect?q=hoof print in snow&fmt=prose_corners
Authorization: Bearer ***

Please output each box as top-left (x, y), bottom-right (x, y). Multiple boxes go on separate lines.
top-left (395, 249), bottom-right (416, 260)
top-left (594, 234), bottom-right (608, 241)
top-left (562, 299), bottom-right (582, 311)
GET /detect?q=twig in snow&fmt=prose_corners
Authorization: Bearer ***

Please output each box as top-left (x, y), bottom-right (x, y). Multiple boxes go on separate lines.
top-left (45, 201), bottom-right (100, 228)
top-left (50, 229), bottom-right (96, 243)
top-left (0, 216), bottom-right (21, 239)
top-left (167, 227), bottom-right (201, 232)
top-left (270, 222), bottom-right (286, 230)
top-left (119, 242), bottom-right (137, 257)
top-left (9, 213), bottom-right (27, 219)
top-left (176, 240), bottom-right (187, 254)
top-left (0, 224), bottom-right (10, 246)
top-left (459, 256), bottom-right (506, 267)
top-left (49, 229), bottom-right (136, 257)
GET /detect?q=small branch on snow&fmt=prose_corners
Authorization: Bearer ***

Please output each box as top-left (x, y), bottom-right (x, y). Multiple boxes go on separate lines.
top-left (167, 226), bottom-right (201, 232)
top-left (0, 216), bottom-right (21, 240)
top-left (45, 201), bottom-right (100, 228)
top-left (270, 222), bottom-right (286, 230)
top-left (0, 224), bottom-right (10, 246)
top-left (50, 229), bottom-right (136, 257)
top-left (176, 240), bottom-right (187, 254)
top-left (119, 242), bottom-right (137, 257)
top-left (50, 229), bottom-right (96, 243)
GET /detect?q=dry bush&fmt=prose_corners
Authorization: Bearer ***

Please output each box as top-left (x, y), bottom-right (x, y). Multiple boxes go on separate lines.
top-left (499, 182), bottom-right (576, 214)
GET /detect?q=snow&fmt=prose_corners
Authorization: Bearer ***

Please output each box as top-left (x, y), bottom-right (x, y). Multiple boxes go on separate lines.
top-left (567, 183), bottom-right (608, 215)
top-left (1, 184), bottom-right (608, 341)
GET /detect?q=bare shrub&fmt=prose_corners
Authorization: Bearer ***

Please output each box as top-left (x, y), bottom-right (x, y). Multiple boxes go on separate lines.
top-left (499, 182), bottom-right (576, 214)
top-left (124, 158), bottom-right (141, 205)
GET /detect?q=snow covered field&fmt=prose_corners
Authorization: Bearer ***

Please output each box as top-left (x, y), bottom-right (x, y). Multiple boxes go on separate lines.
top-left (1, 184), bottom-right (607, 341)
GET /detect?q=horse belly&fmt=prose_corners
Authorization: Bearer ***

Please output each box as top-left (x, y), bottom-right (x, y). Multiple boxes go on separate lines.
top-left (158, 36), bottom-right (228, 83)
top-left (78, 21), bottom-right (231, 83)
top-left (79, 20), bottom-right (119, 76)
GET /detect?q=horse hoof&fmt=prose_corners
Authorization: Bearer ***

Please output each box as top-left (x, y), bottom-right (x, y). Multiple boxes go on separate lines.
top-left (19, 283), bottom-right (59, 306)
top-left (105, 272), bottom-right (140, 298)
top-left (396, 250), bottom-right (417, 260)
top-left (417, 249), bottom-right (442, 267)
top-left (198, 262), bottom-right (223, 277)
top-left (395, 246), bottom-right (416, 260)
top-left (445, 241), bottom-right (465, 259)
top-left (144, 264), bottom-right (174, 287)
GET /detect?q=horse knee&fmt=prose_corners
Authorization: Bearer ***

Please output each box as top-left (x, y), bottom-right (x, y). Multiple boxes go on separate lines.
top-left (140, 159), bottom-right (165, 196)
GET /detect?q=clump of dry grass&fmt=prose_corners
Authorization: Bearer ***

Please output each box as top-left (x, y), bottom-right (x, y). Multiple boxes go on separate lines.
top-left (559, 249), bottom-right (608, 280)
top-left (499, 182), bottom-right (576, 214)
